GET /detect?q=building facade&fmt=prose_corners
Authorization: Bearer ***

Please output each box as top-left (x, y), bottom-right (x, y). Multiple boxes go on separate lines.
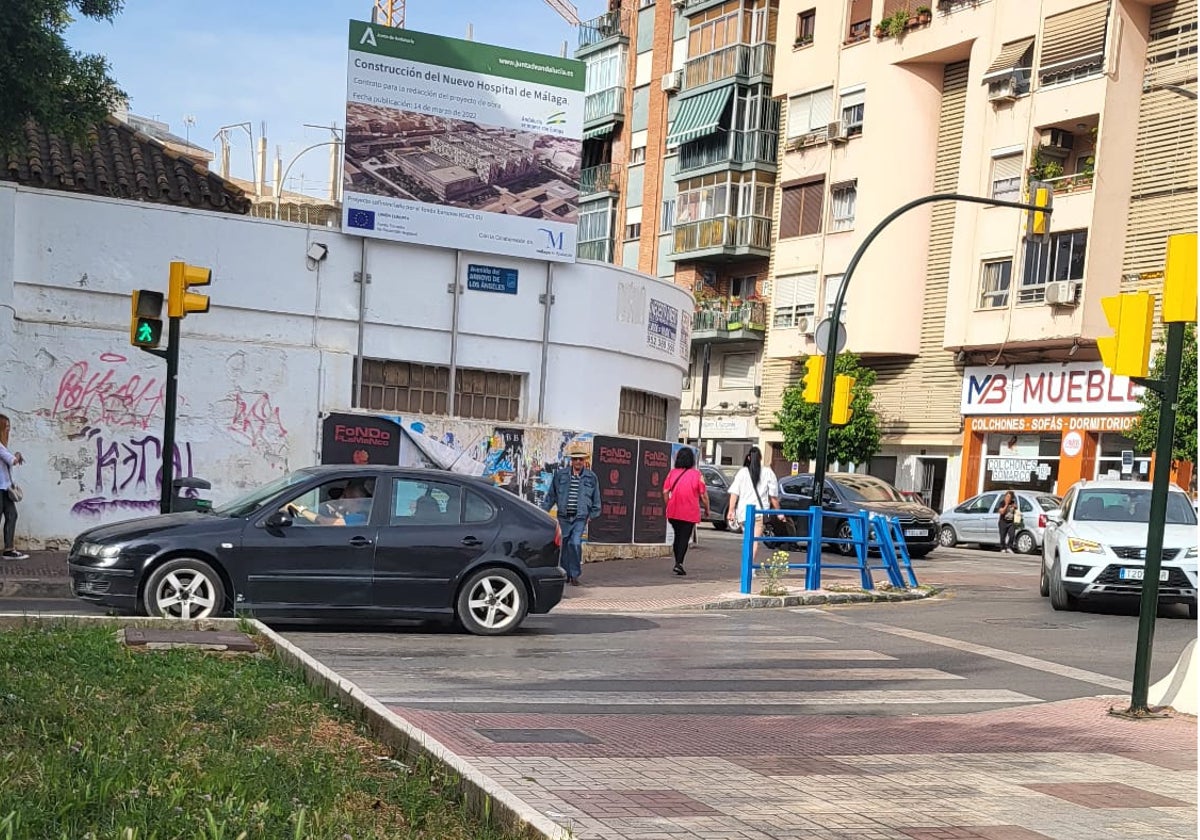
top-left (576, 0), bottom-right (783, 469)
top-left (759, 0), bottom-right (1195, 509)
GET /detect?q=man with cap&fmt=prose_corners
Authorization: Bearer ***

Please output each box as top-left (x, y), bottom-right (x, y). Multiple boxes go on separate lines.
top-left (541, 442), bottom-right (601, 586)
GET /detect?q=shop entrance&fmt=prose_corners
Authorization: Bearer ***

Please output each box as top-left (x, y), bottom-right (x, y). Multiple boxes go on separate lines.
top-left (917, 457), bottom-right (947, 511)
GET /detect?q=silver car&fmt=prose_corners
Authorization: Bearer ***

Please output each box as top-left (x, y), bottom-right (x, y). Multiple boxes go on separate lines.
top-left (939, 490), bottom-right (1062, 554)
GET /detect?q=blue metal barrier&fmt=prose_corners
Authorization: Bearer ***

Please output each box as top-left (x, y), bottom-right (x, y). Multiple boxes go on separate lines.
top-left (738, 505), bottom-right (919, 594)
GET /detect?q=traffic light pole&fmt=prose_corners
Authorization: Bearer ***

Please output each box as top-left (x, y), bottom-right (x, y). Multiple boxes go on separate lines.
top-left (1122, 319), bottom-right (1185, 715)
top-left (158, 316), bottom-right (181, 514)
top-left (811, 193), bottom-right (1053, 503)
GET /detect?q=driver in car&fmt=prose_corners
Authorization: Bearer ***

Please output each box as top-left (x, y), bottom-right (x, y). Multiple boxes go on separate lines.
top-left (287, 481), bottom-right (373, 526)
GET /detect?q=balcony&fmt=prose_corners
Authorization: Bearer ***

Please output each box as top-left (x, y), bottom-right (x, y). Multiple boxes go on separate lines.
top-left (683, 43), bottom-right (775, 92)
top-left (671, 214), bottom-right (772, 260)
top-left (578, 238), bottom-right (615, 262)
top-left (579, 162), bottom-right (622, 198)
top-left (577, 9), bottom-right (629, 55)
top-left (583, 86), bottom-right (625, 135)
top-left (692, 298), bottom-right (768, 342)
top-left (677, 129), bottom-right (778, 175)
top-left (1042, 172), bottom-right (1094, 195)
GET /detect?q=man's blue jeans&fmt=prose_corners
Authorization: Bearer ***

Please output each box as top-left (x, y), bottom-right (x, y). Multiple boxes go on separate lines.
top-left (558, 516), bottom-right (587, 579)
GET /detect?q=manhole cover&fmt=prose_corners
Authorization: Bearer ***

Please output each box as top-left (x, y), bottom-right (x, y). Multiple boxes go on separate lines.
top-left (476, 728), bottom-right (599, 744)
top-left (122, 628), bottom-right (258, 651)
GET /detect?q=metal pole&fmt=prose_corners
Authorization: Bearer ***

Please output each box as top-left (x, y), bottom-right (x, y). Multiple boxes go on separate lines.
top-left (353, 239), bottom-right (367, 409)
top-left (696, 341), bottom-right (711, 463)
top-left (811, 192), bottom-right (1053, 503)
top-left (274, 140), bottom-right (338, 219)
top-left (449, 250), bottom-right (463, 417)
top-left (538, 261), bottom-right (555, 423)
top-left (1126, 319), bottom-right (1185, 713)
top-left (159, 316), bottom-right (181, 514)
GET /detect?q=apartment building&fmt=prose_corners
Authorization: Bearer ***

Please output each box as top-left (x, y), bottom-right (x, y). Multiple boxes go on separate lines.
top-left (759, 0), bottom-right (1196, 509)
top-left (576, 0), bottom-right (782, 468)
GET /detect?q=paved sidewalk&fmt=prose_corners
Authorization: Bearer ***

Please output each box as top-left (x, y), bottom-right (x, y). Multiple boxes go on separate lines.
top-left (0, 551), bottom-right (70, 598)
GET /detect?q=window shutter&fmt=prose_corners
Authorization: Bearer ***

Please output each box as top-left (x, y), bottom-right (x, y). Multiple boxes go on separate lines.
top-left (721, 353), bottom-right (755, 388)
top-left (848, 0), bottom-right (871, 25)
top-left (1040, 1), bottom-right (1110, 74)
top-left (809, 88), bottom-right (834, 131)
top-left (984, 37), bottom-right (1035, 78)
top-left (773, 274), bottom-right (799, 310)
top-left (839, 87), bottom-right (866, 112)
top-left (786, 94), bottom-right (810, 138)
top-left (780, 186), bottom-right (803, 237)
top-left (799, 181), bottom-right (824, 236)
top-left (991, 154), bottom-right (1023, 183)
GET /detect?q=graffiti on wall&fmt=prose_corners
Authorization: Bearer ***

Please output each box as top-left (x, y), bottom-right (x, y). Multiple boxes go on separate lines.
top-left (69, 426), bottom-right (196, 517)
top-left (222, 390), bottom-right (288, 458)
top-left (46, 352), bottom-right (164, 430)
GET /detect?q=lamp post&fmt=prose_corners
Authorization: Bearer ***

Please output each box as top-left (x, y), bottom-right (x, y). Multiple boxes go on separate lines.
top-left (275, 141), bottom-right (341, 220)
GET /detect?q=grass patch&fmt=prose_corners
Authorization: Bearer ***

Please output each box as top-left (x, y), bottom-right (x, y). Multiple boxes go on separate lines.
top-left (0, 625), bottom-right (524, 840)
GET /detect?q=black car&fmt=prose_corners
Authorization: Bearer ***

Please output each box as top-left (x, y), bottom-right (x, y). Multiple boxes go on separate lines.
top-left (68, 466), bottom-right (566, 635)
top-left (777, 472), bottom-right (940, 557)
top-left (698, 465), bottom-right (743, 532)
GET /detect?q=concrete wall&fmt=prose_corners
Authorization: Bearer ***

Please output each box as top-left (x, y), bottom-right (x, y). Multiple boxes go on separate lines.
top-left (0, 184), bottom-right (691, 548)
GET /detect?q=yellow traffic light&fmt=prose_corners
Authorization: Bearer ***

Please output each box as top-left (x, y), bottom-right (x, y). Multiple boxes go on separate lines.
top-left (130, 290), bottom-right (164, 348)
top-left (831, 374), bottom-right (855, 426)
top-left (168, 261), bottom-right (211, 319)
top-left (1027, 181), bottom-right (1053, 245)
top-left (1097, 291), bottom-right (1155, 377)
top-left (802, 356), bottom-right (824, 403)
top-left (1162, 232), bottom-right (1197, 324)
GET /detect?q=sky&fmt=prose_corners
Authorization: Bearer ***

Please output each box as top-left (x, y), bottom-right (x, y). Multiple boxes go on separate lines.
top-left (68, 0), bottom-right (607, 197)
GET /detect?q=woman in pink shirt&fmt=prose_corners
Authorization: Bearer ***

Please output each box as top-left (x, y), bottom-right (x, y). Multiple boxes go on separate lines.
top-left (663, 447), bottom-right (709, 576)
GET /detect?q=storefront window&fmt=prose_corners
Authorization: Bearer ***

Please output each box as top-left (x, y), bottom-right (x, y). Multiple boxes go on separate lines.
top-left (1094, 433), bottom-right (1151, 480)
top-left (982, 433), bottom-right (1060, 493)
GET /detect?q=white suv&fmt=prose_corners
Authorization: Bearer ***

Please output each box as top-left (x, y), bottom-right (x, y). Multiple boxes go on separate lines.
top-left (1041, 479), bottom-right (1198, 618)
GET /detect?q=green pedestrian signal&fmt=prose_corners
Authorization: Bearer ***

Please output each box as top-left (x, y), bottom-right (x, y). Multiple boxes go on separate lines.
top-left (136, 319), bottom-right (159, 345)
top-left (130, 289), bottom-right (164, 348)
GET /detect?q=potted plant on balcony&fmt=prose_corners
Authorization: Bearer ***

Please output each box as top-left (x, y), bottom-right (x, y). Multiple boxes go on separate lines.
top-left (795, 33), bottom-right (814, 48)
top-left (874, 16), bottom-right (890, 38)
top-left (888, 9), bottom-right (910, 37)
top-left (916, 5), bottom-right (932, 24)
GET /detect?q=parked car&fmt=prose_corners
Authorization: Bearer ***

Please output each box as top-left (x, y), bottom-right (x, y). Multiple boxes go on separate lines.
top-left (938, 490), bottom-right (1062, 554)
top-left (776, 472), bottom-right (940, 557)
top-left (1041, 479), bottom-right (1197, 617)
top-left (68, 466), bottom-right (566, 635)
top-left (698, 464), bottom-right (742, 532)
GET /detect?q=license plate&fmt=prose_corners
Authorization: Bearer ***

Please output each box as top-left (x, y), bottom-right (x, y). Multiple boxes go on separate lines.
top-left (904, 529), bottom-right (926, 538)
top-left (1119, 568), bottom-right (1169, 581)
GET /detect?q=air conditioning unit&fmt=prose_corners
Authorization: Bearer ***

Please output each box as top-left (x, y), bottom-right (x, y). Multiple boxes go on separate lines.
top-left (827, 120), bottom-right (849, 143)
top-left (1039, 128), bottom-right (1075, 156)
top-left (1044, 280), bottom-right (1079, 306)
top-left (671, 0), bottom-right (686, 8)
top-left (796, 315), bottom-right (812, 334)
top-left (661, 70), bottom-right (682, 93)
top-left (987, 77), bottom-right (1018, 103)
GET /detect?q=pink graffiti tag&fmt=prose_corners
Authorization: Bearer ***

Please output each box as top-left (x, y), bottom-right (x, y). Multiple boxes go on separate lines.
top-left (51, 353), bottom-right (164, 429)
top-left (227, 391), bottom-right (288, 449)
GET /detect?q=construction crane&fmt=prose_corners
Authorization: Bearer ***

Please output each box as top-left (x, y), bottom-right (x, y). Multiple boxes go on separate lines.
top-left (372, 0), bottom-right (405, 27)
top-left (544, 0), bottom-right (580, 25)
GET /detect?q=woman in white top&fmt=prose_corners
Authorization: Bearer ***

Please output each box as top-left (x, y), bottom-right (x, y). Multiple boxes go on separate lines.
top-left (725, 446), bottom-right (780, 562)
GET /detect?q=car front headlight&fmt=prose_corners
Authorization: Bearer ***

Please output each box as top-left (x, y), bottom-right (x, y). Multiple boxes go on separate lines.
top-left (1067, 538), bottom-right (1104, 554)
top-left (1186, 546), bottom-right (1197, 558)
top-left (79, 542), bottom-right (123, 563)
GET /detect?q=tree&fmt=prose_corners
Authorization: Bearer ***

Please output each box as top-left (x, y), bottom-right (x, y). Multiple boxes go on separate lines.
top-left (0, 1), bottom-right (126, 143)
top-left (776, 352), bottom-right (882, 467)
top-left (1128, 323), bottom-right (1197, 464)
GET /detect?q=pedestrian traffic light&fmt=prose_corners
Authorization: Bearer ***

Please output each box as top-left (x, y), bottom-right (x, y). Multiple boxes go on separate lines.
top-left (167, 261), bottom-right (211, 319)
top-left (1097, 291), bottom-right (1155, 377)
top-left (831, 374), bottom-right (855, 426)
top-left (1162, 232), bottom-right (1197, 324)
top-left (130, 290), bottom-right (164, 348)
top-left (1026, 180), bottom-right (1053, 245)
top-left (802, 356), bottom-right (824, 403)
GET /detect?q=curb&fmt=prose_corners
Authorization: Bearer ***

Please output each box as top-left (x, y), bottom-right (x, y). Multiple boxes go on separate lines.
top-left (691, 586), bottom-right (942, 611)
top-left (0, 579), bottom-right (72, 599)
top-left (0, 612), bottom-right (567, 840)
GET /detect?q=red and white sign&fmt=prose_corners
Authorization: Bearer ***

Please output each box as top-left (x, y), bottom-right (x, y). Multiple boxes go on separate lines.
top-left (961, 362), bottom-right (1145, 416)
top-left (1061, 430), bottom-right (1084, 457)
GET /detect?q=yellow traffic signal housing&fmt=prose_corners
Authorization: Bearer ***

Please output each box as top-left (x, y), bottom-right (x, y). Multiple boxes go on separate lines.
top-left (1026, 181), bottom-right (1053, 245)
top-left (802, 356), bottom-right (825, 403)
top-left (167, 261), bottom-right (212, 319)
top-left (1097, 291), bottom-right (1155, 377)
top-left (130, 290), bottom-right (164, 348)
top-left (1162, 232), bottom-right (1197, 323)
top-left (831, 374), bottom-right (855, 426)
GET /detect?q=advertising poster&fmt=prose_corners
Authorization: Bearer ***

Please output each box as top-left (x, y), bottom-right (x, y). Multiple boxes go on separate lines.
top-left (342, 20), bottom-right (584, 262)
top-left (588, 435), bottom-right (637, 543)
top-left (321, 413), bottom-right (402, 465)
top-left (634, 440), bottom-right (672, 544)
top-left (647, 298), bottom-right (678, 354)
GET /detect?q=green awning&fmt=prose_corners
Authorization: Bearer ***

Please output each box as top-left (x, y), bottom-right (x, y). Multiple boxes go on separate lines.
top-left (583, 123), bottom-right (615, 140)
top-left (666, 86), bottom-right (733, 146)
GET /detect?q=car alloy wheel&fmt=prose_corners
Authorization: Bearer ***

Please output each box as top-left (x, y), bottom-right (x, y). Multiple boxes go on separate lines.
top-left (836, 521), bottom-right (856, 556)
top-left (938, 524), bottom-right (958, 548)
top-left (457, 567), bottom-right (528, 636)
top-left (143, 558), bottom-right (225, 620)
top-left (1014, 530), bottom-right (1035, 555)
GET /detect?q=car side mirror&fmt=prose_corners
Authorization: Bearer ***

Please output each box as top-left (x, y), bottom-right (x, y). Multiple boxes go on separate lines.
top-left (1045, 510), bottom-right (1063, 525)
top-left (265, 510), bottom-right (293, 529)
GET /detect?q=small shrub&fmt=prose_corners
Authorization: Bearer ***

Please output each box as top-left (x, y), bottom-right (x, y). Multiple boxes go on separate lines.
top-left (760, 550), bottom-right (791, 596)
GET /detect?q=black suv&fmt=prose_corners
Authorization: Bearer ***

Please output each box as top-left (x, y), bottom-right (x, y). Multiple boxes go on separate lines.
top-left (777, 472), bottom-right (939, 557)
top-left (698, 464), bottom-right (741, 532)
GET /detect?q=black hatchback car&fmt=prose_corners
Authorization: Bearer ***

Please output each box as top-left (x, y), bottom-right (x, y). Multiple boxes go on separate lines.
top-left (777, 472), bottom-right (940, 557)
top-left (68, 466), bottom-right (566, 635)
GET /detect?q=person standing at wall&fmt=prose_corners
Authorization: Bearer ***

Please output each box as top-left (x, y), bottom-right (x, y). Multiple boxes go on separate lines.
top-left (726, 446), bottom-right (780, 564)
top-left (542, 443), bottom-right (601, 586)
top-left (997, 489), bottom-right (1019, 553)
top-left (0, 414), bottom-right (27, 561)
top-left (663, 447), bottom-right (709, 576)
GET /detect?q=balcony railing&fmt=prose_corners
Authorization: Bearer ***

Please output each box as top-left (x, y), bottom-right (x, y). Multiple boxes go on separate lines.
top-left (584, 86), bottom-right (625, 124)
top-left (580, 162), bottom-right (622, 196)
top-left (578, 238), bottom-right (614, 262)
top-left (683, 43), bottom-right (775, 90)
top-left (1042, 172), bottom-right (1095, 195)
top-left (678, 129), bottom-right (779, 174)
top-left (578, 9), bottom-right (628, 49)
top-left (672, 215), bottom-right (772, 255)
top-left (693, 299), bottom-right (768, 334)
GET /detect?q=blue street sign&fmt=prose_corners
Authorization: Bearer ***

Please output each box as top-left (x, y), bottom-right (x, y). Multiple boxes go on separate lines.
top-left (466, 264), bottom-right (518, 295)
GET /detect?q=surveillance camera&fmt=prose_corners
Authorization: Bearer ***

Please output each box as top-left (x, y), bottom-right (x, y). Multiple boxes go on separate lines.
top-left (307, 242), bottom-right (328, 262)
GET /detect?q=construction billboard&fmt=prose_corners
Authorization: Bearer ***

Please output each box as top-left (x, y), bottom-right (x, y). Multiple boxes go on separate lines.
top-left (342, 20), bottom-right (584, 262)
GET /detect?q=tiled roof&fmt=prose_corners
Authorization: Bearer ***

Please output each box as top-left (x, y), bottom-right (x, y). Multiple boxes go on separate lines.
top-left (2, 116), bottom-right (250, 215)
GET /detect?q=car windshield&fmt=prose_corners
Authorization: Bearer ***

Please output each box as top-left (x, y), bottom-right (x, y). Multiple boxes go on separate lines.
top-left (213, 471), bottom-right (313, 518)
top-left (1073, 488), bottom-right (1197, 525)
top-left (834, 475), bottom-right (903, 502)
top-left (1037, 495), bottom-right (1062, 510)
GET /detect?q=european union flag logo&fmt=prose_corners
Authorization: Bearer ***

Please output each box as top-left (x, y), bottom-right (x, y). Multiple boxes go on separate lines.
top-left (347, 209), bottom-right (375, 230)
